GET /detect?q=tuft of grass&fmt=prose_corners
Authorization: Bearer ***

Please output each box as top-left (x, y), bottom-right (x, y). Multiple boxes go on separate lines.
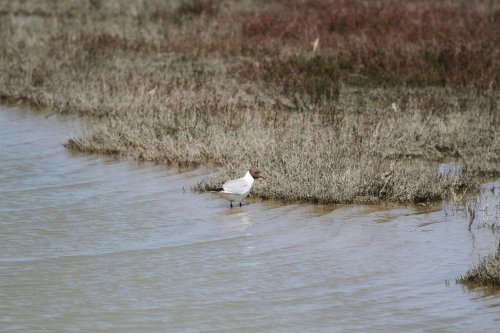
top-left (457, 245), bottom-right (500, 287)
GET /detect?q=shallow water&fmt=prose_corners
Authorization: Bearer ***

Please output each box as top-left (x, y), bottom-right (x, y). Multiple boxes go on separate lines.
top-left (0, 106), bottom-right (499, 332)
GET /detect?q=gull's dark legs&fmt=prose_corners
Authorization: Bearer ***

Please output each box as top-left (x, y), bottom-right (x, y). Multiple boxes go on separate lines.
top-left (239, 202), bottom-right (242, 207)
top-left (230, 201), bottom-right (233, 208)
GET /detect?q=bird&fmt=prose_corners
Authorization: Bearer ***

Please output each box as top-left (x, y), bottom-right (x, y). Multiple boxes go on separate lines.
top-left (217, 168), bottom-right (266, 208)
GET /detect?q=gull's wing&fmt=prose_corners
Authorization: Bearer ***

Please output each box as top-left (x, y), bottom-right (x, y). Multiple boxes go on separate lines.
top-left (222, 177), bottom-right (250, 195)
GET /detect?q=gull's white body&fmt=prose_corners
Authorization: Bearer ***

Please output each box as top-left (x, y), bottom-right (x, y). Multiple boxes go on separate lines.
top-left (219, 171), bottom-right (255, 204)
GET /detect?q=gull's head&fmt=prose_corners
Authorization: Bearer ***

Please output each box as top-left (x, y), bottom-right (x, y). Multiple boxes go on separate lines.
top-left (249, 168), bottom-right (266, 180)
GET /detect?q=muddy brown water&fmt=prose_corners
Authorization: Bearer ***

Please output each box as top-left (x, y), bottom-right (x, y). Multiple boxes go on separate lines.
top-left (1, 106), bottom-right (499, 332)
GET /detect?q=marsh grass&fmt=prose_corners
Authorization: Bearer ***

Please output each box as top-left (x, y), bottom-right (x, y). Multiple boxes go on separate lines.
top-left (63, 88), bottom-right (493, 204)
top-left (463, 184), bottom-right (500, 231)
top-left (448, 183), bottom-right (500, 287)
top-left (457, 245), bottom-right (500, 287)
top-left (1, 0), bottom-right (499, 286)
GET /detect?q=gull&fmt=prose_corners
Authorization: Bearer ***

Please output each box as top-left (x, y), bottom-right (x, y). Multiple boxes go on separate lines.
top-left (217, 168), bottom-right (266, 208)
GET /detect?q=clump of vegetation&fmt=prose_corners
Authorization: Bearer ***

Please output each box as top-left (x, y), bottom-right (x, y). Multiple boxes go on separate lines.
top-left (458, 245), bottom-right (500, 287)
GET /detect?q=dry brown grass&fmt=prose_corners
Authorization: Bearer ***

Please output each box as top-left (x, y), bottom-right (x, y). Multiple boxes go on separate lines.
top-left (1, 0), bottom-right (498, 286)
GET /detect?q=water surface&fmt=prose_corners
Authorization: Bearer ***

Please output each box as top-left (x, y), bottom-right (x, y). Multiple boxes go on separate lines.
top-left (0, 106), bottom-right (499, 332)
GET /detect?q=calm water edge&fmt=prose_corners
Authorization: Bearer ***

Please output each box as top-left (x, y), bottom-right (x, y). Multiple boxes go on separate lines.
top-left (0, 106), bottom-right (499, 332)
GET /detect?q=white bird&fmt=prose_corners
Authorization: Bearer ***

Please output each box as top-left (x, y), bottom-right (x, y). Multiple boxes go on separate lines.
top-left (217, 168), bottom-right (266, 208)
